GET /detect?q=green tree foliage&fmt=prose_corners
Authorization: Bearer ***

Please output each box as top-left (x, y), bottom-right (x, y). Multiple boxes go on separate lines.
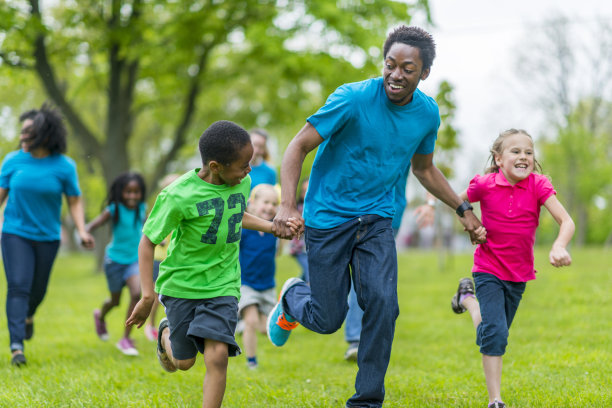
top-left (0, 0), bottom-right (432, 209)
top-left (433, 79), bottom-right (459, 178)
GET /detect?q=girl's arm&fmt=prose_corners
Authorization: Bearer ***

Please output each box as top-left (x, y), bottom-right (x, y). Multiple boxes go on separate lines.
top-left (459, 189), bottom-right (469, 202)
top-left (543, 195), bottom-right (575, 267)
top-left (126, 235), bottom-right (156, 328)
top-left (85, 208), bottom-right (111, 233)
top-left (67, 196), bottom-right (95, 249)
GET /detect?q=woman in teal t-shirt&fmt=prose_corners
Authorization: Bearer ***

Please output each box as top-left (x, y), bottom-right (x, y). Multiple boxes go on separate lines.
top-left (0, 104), bottom-right (95, 367)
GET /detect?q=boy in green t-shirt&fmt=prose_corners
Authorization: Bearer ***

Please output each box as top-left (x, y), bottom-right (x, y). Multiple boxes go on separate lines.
top-left (126, 121), bottom-right (301, 408)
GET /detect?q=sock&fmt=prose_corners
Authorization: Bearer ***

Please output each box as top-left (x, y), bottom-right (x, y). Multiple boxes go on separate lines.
top-left (459, 292), bottom-right (475, 304)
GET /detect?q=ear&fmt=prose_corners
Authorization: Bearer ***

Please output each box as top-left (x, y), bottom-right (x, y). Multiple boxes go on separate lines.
top-left (494, 155), bottom-right (502, 166)
top-left (420, 67), bottom-right (430, 81)
top-left (208, 160), bottom-right (222, 174)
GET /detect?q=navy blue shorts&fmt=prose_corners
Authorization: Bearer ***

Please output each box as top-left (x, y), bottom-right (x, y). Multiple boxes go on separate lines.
top-left (160, 295), bottom-right (241, 360)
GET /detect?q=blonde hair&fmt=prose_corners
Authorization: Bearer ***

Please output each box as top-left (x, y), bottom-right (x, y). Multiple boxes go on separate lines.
top-left (249, 183), bottom-right (278, 205)
top-left (485, 128), bottom-right (543, 174)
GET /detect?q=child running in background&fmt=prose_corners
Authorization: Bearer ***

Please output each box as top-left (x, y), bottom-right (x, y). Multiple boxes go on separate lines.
top-left (87, 172), bottom-right (147, 356)
top-left (125, 121), bottom-right (301, 408)
top-left (450, 129), bottom-right (575, 408)
top-left (238, 183), bottom-right (280, 369)
top-left (144, 173), bottom-right (181, 342)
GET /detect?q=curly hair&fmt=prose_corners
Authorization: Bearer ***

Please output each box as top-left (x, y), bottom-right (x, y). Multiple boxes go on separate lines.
top-left (106, 172), bottom-right (146, 225)
top-left (485, 129), bottom-right (543, 174)
top-left (19, 103), bottom-right (67, 154)
top-left (383, 26), bottom-right (436, 72)
top-left (199, 120), bottom-right (251, 166)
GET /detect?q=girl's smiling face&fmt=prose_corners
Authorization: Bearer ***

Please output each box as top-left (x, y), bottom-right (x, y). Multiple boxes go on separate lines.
top-left (121, 180), bottom-right (143, 209)
top-left (495, 132), bottom-right (535, 185)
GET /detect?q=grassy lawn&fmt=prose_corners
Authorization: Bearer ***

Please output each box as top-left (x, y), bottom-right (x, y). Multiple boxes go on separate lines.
top-left (0, 247), bottom-right (610, 407)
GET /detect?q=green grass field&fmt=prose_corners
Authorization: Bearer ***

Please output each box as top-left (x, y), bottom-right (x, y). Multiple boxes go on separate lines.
top-left (0, 248), bottom-right (610, 407)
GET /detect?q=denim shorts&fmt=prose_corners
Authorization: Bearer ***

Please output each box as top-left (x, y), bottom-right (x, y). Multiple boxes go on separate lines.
top-left (103, 257), bottom-right (139, 293)
top-left (160, 295), bottom-right (241, 360)
top-left (474, 272), bottom-right (526, 356)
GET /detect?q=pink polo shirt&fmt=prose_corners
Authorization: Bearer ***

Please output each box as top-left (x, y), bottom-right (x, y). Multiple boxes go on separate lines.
top-left (467, 171), bottom-right (556, 282)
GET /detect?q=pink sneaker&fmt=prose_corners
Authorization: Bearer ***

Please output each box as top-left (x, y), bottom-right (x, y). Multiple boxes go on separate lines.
top-left (93, 309), bottom-right (109, 341)
top-left (145, 324), bottom-right (158, 342)
top-left (116, 337), bottom-right (139, 356)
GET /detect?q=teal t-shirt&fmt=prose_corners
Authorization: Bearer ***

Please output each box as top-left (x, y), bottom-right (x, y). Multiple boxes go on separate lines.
top-left (0, 150), bottom-right (81, 241)
top-left (105, 202), bottom-right (146, 264)
top-left (305, 77), bottom-right (439, 229)
top-left (143, 170), bottom-right (250, 300)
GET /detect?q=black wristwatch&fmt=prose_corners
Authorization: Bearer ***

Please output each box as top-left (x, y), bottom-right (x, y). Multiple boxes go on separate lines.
top-left (456, 200), bottom-right (473, 217)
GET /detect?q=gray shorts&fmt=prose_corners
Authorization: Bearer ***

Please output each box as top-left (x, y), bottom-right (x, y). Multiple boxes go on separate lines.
top-left (159, 295), bottom-right (241, 360)
top-left (238, 285), bottom-right (276, 317)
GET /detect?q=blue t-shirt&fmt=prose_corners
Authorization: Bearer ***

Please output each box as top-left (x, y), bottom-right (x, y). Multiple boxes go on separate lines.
top-left (106, 202), bottom-right (146, 264)
top-left (249, 162), bottom-right (276, 189)
top-left (304, 77), bottom-right (440, 229)
top-left (0, 150), bottom-right (81, 241)
top-left (239, 228), bottom-right (276, 291)
top-left (392, 166), bottom-right (411, 231)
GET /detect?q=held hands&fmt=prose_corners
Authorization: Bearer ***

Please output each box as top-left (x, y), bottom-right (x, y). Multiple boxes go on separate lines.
top-left (78, 230), bottom-right (95, 249)
top-left (273, 205), bottom-right (305, 240)
top-left (458, 212), bottom-right (487, 245)
top-left (549, 244), bottom-right (572, 267)
top-left (125, 297), bottom-right (155, 328)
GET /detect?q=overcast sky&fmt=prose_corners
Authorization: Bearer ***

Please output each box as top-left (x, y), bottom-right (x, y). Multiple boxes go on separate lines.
top-left (408, 0), bottom-right (612, 188)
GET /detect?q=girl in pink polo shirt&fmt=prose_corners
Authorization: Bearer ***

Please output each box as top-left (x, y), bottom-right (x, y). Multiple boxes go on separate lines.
top-left (450, 129), bottom-right (575, 408)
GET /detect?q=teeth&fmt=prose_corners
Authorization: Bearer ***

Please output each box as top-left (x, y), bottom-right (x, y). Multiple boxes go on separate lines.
top-left (390, 84), bottom-right (403, 89)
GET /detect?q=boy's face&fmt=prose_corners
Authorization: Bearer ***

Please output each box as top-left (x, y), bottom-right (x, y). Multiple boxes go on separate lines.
top-left (217, 143), bottom-right (253, 186)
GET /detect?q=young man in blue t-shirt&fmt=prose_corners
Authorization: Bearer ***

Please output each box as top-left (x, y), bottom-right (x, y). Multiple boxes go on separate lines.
top-left (267, 26), bottom-right (486, 408)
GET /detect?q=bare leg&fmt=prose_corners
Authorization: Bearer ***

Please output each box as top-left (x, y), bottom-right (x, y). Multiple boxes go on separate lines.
top-left (241, 305), bottom-right (259, 358)
top-left (202, 339), bottom-right (229, 408)
top-left (463, 296), bottom-right (503, 404)
top-left (100, 292), bottom-right (122, 320)
top-left (160, 326), bottom-right (195, 371)
top-left (482, 354), bottom-right (503, 404)
top-left (462, 296), bottom-right (482, 329)
top-left (123, 274), bottom-right (141, 338)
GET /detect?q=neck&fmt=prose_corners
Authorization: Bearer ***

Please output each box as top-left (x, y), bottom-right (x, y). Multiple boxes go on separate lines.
top-left (29, 147), bottom-right (51, 158)
top-left (251, 157), bottom-right (263, 166)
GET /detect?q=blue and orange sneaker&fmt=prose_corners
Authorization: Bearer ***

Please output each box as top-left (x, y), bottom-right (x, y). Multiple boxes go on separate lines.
top-left (267, 277), bottom-right (303, 347)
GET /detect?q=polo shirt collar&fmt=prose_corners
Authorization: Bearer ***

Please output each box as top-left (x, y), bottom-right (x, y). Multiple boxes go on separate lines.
top-left (494, 170), bottom-right (530, 189)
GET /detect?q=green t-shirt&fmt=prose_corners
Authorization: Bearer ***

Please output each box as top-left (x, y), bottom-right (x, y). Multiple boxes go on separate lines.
top-left (143, 169), bottom-right (250, 299)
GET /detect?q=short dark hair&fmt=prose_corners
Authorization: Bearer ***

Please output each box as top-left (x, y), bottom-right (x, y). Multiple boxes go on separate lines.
top-left (199, 120), bottom-right (251, 165)
top-left (19, 103), bottom-right (67, 154)
top-left (383, 26), bottom-right (436, 72)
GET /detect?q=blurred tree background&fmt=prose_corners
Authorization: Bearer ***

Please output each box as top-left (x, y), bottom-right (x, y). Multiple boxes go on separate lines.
top-left (0, 0), bottom-right (433, 209)
top-left (516, 15), bottom-right (612, 246)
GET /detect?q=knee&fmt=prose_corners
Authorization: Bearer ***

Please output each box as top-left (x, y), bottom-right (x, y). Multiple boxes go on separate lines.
top-left (175, 357), bottom-right (196, 371)
top-left (316, 314), bottom-right (344, 334)
top-left (107, 298), bottom-right (120, 308)
top-left (205, 344), bottom-right (229, 372)
top-left (478, 323), bottom-right (508, 355)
